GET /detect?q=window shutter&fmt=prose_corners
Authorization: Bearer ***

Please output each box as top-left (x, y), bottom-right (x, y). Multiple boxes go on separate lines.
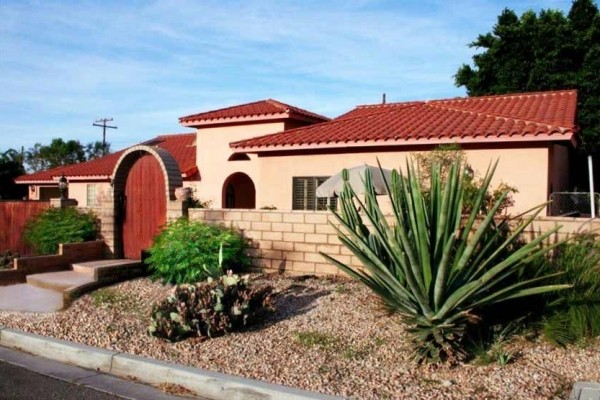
top-left (306, 178), bottom-right (316, 210)
top-left (292, 177), bottom-right (306, 210)
top-left (293, 176), bottom-right (335, 210)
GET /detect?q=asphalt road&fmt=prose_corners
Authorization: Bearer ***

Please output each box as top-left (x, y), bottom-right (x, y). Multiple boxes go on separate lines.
top-left (0, 360), bottom-right (123, 400)
top-left (0, 346), bottom-right (197, 400)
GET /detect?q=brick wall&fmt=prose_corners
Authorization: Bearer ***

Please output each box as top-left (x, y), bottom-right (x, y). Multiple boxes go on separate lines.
top-left (189, 209), bottom-right (600, 276)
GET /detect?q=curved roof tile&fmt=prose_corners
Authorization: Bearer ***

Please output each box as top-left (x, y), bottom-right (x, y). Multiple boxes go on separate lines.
top-left (16, 133), bottom-right (196, 183)
top-left (231, 90), bottom-right (577, 150)
top-left (179, 99), bottom-right (330, 125)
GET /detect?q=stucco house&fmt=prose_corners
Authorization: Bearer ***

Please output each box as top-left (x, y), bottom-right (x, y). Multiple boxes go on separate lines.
top-left (15, 89), bottom-right (578, 258)
top-left (178, 89), bottom-right (575, 214)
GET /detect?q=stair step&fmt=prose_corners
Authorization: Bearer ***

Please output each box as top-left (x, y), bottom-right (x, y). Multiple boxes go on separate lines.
top-left (71, 259), bottom-right (143, 279)
top-left (27, 271), bottom-right (95, 292)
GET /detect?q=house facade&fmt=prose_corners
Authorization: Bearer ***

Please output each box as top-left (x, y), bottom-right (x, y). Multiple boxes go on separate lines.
top-left (191, 90), bottom-right (577, 214)
top-left (15, 90), bottom-right (578, 259)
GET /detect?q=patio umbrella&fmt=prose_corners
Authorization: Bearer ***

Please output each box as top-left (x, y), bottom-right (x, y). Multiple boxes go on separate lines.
top-left (316, 165), bottom-right (394, 197)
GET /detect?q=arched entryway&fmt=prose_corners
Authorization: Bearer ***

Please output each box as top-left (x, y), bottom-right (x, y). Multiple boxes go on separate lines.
top-left (222, 172), bottom-right (256, 209)
top-left (112, 145), bottom-right (183, 259)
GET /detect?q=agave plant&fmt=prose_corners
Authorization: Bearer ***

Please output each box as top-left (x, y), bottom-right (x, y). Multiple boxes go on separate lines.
top-left (320, 158), bottom-right (570, 363)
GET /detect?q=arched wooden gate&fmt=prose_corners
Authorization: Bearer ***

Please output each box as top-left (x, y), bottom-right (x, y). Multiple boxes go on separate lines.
top-left (122, 154), bottom-right (166, 259)
top-left (112, 145), bottom-right (183, 260)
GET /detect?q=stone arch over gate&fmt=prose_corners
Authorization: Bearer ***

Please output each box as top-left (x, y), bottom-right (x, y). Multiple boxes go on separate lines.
top-left (110, 145), bottom-right (184, 258)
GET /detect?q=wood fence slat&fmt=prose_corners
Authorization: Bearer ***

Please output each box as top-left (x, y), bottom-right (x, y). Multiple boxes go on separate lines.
top-left (0, 201), bottom-right (50, 255)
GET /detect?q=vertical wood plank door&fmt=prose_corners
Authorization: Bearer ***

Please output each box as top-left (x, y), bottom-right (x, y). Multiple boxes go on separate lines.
top-left (122, 154), bottom-right (167, 260)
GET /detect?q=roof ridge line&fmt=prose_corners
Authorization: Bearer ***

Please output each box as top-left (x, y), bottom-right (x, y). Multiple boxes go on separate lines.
top-left (265, 98), bottom-right (289, 111)
top-left (336, 102), bottom-right (423, 121)
top-left (355, 100), bottom-right (425, 109)
top-left (156, 132), bottom-right (196, 138)
top-left (180, 99), bottom-right (278, 121)
top-left (428, 89), bottom-right (577, 105)
top-left (427, 102), bottom-right (574, 130)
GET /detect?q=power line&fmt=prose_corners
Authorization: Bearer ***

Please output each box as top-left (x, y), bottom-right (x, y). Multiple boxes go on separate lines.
top-left (92, 118), bottom-right (118, 156)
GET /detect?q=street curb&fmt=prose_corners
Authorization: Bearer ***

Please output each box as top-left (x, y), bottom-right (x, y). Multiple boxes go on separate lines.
top-left (0, 325), bottom-right (345, 400)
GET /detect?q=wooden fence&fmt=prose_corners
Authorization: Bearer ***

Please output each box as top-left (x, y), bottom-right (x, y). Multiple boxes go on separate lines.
top-left (0, 200), bottom-right (50, 255)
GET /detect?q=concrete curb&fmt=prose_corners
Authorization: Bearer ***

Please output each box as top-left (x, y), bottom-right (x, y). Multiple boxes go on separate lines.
top-left (0, 325), bottom-right (345, 400)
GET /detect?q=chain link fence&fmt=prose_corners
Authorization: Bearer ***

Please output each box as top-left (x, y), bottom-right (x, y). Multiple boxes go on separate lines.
top-left (548, 192), bottom-right (600, 217)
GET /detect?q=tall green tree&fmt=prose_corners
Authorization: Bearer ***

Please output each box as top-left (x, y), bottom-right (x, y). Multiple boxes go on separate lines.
top-left (0, 149), bottom-right (26, 199)
top-left (25, 138), bottom-right (111, 173)
top-left (455, 0), bottom-right (600, 152)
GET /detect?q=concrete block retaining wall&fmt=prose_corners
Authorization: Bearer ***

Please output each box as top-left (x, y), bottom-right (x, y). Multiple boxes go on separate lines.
top-left (189, 209), bottom-right (600, 276)
top-left (0, 240), bottom-right (106, 286)
top-left (189, 209), bottom-right (360, 275)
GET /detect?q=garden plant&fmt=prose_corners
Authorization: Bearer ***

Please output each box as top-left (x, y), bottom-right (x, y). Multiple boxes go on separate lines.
top-left (321, 158), bottom-right (571, 363)
top-left (149, 269), bottom-right (273, 341)
top-left (145, 219), bottom-right (249, 284)
top-left (24, 206), bottom-right (98, 254)
top-left (542, 233), bottom-right (600, 346)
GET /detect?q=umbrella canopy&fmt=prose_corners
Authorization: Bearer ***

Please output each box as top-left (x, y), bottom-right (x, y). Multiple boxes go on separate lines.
top-left (316, 165), bottom-right (394, 197)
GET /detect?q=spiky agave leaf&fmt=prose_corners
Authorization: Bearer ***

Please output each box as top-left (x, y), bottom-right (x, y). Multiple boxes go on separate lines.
top-left (320, 157), bottom-right (571, 363)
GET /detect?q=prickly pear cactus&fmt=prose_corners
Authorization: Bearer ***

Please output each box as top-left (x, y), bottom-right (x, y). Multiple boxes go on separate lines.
top-left (149, 274), bottom-right (273, 342)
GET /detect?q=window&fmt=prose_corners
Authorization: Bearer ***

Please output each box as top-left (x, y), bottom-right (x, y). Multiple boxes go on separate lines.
top-left (86, 184), bottom-right (97, 207)
top-left (292, 177), bottom-right (337, 210)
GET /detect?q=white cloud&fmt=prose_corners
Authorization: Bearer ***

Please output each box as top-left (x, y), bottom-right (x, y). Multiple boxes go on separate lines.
top-left (0, 0), bottom-right (575, 150)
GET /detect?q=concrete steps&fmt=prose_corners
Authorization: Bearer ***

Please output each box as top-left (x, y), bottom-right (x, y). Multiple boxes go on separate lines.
top-left (27, 271), bottom-right (95, 292)
top-left (1, 259), bottom-right (146, 312)
top-left (72, 259), bottom-right (143, 279)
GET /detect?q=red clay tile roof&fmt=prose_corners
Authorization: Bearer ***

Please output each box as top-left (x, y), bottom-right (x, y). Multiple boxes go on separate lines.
top-left (16, 133), bottom-right (196, 183)
top-left (230, 90), bottom-right (577, 151)
top-left (179, 99), bottom-right (330, 126)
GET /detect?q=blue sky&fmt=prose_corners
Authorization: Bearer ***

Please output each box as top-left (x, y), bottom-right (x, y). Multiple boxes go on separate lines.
top-left (0, 0), bottom-right (574, 151)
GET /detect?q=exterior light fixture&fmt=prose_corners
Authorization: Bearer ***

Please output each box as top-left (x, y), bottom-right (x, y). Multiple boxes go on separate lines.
top-left (58, 175), bottom-right (68, 200)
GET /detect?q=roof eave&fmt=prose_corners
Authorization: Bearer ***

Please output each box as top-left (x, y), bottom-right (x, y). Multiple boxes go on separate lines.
top-left (15, 180), bottom-right (56, 185)
top-left (180, 112), bottom-right (291, 128)
top-left (232, 132), bottom-right (575, 153)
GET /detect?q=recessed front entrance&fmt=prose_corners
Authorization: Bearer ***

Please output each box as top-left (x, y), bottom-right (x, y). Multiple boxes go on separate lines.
top-left (222, 172), bottom-right (256, 209)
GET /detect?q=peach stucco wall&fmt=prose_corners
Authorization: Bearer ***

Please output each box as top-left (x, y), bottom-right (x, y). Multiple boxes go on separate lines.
top-left (257, 146), bottom-right (551, 215)
top-left (195, 122), bottom-right (285, 208)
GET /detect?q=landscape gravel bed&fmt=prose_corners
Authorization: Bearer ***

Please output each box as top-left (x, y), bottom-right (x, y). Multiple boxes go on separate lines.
top-left (0, 274), bottom-right (598, 399)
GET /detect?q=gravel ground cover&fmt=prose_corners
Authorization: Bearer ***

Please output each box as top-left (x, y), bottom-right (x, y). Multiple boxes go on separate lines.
top-left (0, 274), bottom-right (598, 399)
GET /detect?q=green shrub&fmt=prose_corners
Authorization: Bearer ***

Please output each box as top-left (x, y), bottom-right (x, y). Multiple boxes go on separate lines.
top-left (148, 271), bottom-right (273, 341)
top-left (145, 219), bottom-right (249, 284)
top-left (542, 233), bottom-right (600, 346)
top-left (24, 207), bottom-right (98, 255)
top-left (321, 158), bottom-right (570, 363)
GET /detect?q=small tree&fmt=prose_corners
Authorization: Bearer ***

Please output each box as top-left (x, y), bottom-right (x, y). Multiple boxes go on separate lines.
top-left (414, 145), bottom-right (517, 215)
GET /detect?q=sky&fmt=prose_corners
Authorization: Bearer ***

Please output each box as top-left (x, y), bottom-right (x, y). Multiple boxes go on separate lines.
top-left (0, 0), bottom-right (574, 151)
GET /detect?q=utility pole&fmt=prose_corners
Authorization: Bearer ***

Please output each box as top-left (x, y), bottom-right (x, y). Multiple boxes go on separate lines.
top-left (93, 118), bottom-right (118, 156)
